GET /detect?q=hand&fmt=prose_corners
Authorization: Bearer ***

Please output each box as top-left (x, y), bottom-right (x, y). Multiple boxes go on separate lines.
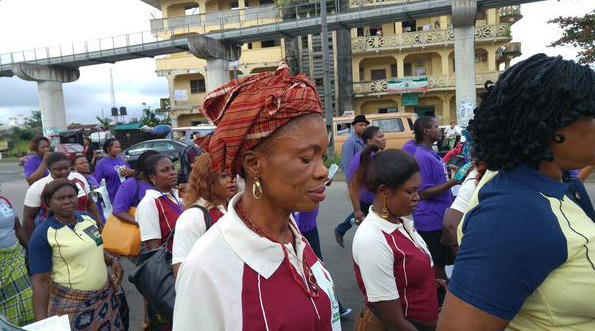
top-left (42, 151), bottom-right (50, 162)
top-left (354, 210), bottom-right (365, 225)
top-left (120, 168), bottom-right (134, 177)
top-left (110, 260), bottom-right (124, 288)
top-left (435, 278), bottom-right (448, 291)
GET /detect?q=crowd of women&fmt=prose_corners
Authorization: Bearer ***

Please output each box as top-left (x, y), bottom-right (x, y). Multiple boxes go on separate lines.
top-left (1, 54), bottom-right (594, 331)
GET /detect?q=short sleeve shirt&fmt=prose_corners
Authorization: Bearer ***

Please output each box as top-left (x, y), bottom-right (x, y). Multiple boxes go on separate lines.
top-left (346, 151), bottom-right (374, 204)
top-left (136, 189), bottom-right (183, 251)
top-left (413, 146), bottom-right (453, 231)
top-left (451, 165), bottom-right (595, 330)
top-left (112, 178), bottom-right (153, 214)
top-left (0, 197), bottom-right (17, 249)
top-left (352, 211), bottom-right (438, 324)
top-left (28, 212), bottom-right (107, 291)
top-left (24, 172), bottom-right (91, 212)
top-left (94, 157), bottom-right (130, 202)
top-left (24, 154), bottom-right (49, 179)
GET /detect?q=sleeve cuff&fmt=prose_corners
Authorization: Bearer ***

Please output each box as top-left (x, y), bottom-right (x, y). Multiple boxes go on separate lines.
top-left (366, 292), bottom-right (399, 303)
top-left (448, 281), bottom-right (516, 321)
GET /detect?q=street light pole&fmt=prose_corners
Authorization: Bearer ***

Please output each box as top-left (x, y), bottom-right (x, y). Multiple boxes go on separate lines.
top-left (319, 0), bottom-right (335, 158)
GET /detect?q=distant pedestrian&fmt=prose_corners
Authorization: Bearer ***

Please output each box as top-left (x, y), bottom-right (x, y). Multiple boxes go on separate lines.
top-left (23, 136), bottom-right (50, 185)
top-left (94, 139), bottom-right (134, 203)
top-left (82, 137), bottom-right (95, 167)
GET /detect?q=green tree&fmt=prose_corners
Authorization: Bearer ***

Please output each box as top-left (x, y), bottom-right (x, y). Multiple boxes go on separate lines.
top-left (25, 110), bottom-right (42, 129)
top-left (140, 103), bottom-right (170, 127)
top-left (549, 10), bottom-right (595, 64)
top-left (96, 116), bottom-right (113, 129)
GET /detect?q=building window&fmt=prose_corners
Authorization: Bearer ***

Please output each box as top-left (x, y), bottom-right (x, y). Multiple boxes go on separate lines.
top-left (261, 39), bottom-right (280, 48)
top-left (370, 26), bottom-right (383, 36)
top-left (260, 0), bottom-right (274, 5)
top-left (190, 79), bottom-right (206, 94)
top-left (372, 118), bottom-right (404, 132)
top-left (402, 20), bottom-right (416, 33)
top-left (357, 27), bottom-right (365, 37)
top-left (476, 9), bottom-right (486, 20)
top-left (378, 108), bottom-right (397, 114)
top-left (404, 63), bottom-right (412, 76)
top-left (390, 64), bottom-right (398, 78)
top-left (247, 43), bottom-right (253, 49)
top-left (370, 69), bottom-right (387, 80)
top-left (230, 1), bottom-right (239, 9)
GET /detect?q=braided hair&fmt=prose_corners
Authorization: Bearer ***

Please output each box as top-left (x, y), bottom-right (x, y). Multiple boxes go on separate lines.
top-left (469, 54), bottom-right (595, 171)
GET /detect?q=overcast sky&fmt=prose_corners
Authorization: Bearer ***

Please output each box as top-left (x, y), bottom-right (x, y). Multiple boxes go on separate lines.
top-left (0, 0), bottom-right (594, 125)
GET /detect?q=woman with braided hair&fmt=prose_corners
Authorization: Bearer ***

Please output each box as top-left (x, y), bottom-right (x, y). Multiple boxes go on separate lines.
top-left (437, 54), bottom-right (595, 331)
top-left (173, 64), bottom-right (341, 330)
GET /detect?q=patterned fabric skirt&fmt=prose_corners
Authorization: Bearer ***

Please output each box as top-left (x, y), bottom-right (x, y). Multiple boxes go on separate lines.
top-left (0, 244), bottom-right (34, 326)
top-left (355, 306), bottom-right (436, 331)
top-left (49, 281), bottom-right (123, 331)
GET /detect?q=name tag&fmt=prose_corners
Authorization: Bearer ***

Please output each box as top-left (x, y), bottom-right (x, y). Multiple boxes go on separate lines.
top-left (82, 225), bottom-right (103, 246)
top-left (0, 201), bottom-right (14, 218)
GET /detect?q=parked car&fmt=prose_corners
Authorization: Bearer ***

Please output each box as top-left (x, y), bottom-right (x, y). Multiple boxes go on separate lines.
top-left (166, 125), bottom-right (216, 145)
top-left (122, 139), bottom-right (188, 169)
top-left (54, 143), bottom-right (84, 160)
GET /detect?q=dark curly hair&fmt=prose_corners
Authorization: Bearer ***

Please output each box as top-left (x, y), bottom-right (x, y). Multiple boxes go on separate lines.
top-left (469, 54), bottom-right (595, 171)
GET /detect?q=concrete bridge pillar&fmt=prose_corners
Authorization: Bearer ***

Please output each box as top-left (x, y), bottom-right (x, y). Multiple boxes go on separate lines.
top-left (12, 63), bottom-right (80, 136)
top-left (452, 0), bottom-right (477, 127)
top-left (188, 35), bottom-right (241, 93)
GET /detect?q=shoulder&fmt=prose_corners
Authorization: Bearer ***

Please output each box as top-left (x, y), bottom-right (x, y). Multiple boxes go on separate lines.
top-left (69, 172), bottom-right (87, 183)
top-left (353, 217), bottom-right (389, 251)
top-left (177, 207), bottom-right (206, 228)
top-left (183, 225), bottom-right (237, 271)
top-left (30, 218), bottom-right (53, 244)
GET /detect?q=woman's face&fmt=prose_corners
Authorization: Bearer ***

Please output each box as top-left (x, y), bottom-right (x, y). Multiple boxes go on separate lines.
top-left (73, 157), bottom-right (89, 174)
top-left (48, 186), bottom-right (78, 218)
top-left (50, 160), bottom-right (71, 179)
top-left (213, 173), bottom-right (238, 201)
top-left (109, 141), bottom-right (122, 157)
top-left (384, 172), bottom-right (421, 217)
top-left (150, 158), bottom-right (177, 191)
top-left (551, 116), bottom-right (595, 170)
top-left (370, 130), bottom-right (387, 150)
top-left (37, 139), bottom-right (50, 157)
top-left (83, 139), bottom-right (90, 146)
top-left (255, 116), bottom-right (329, 212)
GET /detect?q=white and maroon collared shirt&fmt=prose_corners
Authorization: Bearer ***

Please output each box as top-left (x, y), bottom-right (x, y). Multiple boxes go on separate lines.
top-left (173, 193), bottom-right (342, 331)
top-left (352, 210), bottom-right (438, 325)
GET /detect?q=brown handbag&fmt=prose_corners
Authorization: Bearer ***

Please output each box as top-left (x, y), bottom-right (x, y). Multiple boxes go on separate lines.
top-left (102, 207), bottom-right (141, 257)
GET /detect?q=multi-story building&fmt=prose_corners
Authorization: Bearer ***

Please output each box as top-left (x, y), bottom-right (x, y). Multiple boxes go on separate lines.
top-left (140, 0), bottom-right (522, 126)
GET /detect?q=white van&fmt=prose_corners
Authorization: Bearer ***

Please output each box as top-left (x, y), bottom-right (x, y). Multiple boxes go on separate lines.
top-left (167, 125), bottom-right (216, 145)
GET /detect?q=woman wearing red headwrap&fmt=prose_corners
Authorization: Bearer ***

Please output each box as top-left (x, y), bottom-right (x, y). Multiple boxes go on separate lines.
top-left (173, 64), bottom-right (342, 331)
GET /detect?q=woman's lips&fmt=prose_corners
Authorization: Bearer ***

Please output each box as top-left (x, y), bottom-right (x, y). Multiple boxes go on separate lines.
top-left (307, 186), bottom-right (326, 202)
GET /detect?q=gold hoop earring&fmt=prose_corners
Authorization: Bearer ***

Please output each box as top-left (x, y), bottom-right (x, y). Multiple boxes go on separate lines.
top-left (252, 177), bottom-right (263, 200)
top-left (381, 196), bottom-right (389, 219)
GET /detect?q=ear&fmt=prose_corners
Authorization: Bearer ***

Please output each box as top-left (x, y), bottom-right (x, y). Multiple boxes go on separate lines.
top-left (242, 150), bottom-right (264, 179)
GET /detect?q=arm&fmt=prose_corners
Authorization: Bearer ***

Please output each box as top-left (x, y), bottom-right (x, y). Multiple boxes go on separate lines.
top-left (368, 300), bottom-right (418, 331)
top-left (26, 154), bottom-right (49, 185)
top-left (22, 206), bottom-right (41, 243)
top-left (104, 251), bottom-right (123, 287)
top-left (577, 165), bottom-right (593, 182)
top-left (173, 263), bottom-right (181, 280)
top-left (441, 208), bottom-right (463, 254)
top-left (437, 293), bottom-right (508, 331)
top-left (112, 179), bottom-right (140, 226)
top-left (419, 180), bottom-right (459, 200)
top-left (348, 181), bottom-right (364, 224)
top-left (144, 239), bottom-right (161, 250)
top-left (114, 212), bottom-right (137, 225)
top-left (31, 274), bottom-right (50, 321)
top-left (136, 196), bottom-right (163, 250)
top-left (172, 208), bottom-right (207, 280)
top-left (14, 216), bottom-right (28, 248)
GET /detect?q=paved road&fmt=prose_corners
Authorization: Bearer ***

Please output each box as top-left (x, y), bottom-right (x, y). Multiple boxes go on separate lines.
top-left (2, 161), bottom-right (594, 331)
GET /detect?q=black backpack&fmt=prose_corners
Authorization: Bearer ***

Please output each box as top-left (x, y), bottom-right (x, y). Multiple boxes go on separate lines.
top-left (177, 144), bottom-right (202, 184)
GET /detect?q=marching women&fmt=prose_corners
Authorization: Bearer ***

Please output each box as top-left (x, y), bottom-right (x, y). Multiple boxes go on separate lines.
top-left (173, 63), bottom-right (341, 330)
top-left (352, 147), bottom-right (442, 331)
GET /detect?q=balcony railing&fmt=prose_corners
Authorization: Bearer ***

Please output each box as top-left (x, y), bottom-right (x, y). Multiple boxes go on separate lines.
top-left (349, 0), bottom-right (424, 8)
top-left (498, 5), bottom-right (522, 23)
top-left (352, 24), bottom-right (510, 53)
top-left (150, 5), bottom-right (279, 34)
top-left (352, 71), bottom-right (501, 95)
top-left (497, 42), bottom-right (522, 59)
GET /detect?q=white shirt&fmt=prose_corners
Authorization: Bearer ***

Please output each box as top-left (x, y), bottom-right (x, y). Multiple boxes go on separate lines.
top-left (173, 193), bottom-right (341, 331)
top-left (450, 169), bottom-right (478, 213)
top-left (171, 200), bottom-right (226, 265)
top-left (352, 210), bottom-right (432, 303)
top-left (136, 189), bottom-right (181, 242)
top-left (24, 172), bottom-right (90, 208)
top-left (445, 126), bottom-right (461, 138)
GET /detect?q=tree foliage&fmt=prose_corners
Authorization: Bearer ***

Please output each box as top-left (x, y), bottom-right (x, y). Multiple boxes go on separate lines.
top-left (548, 10), bottom-right (595, 64)
top-left (96, 116), bottom-right (113, 129)
top-left (25, 110), bottom-right (42, 129)
top-left (140, 104), bottom-right (170, 127)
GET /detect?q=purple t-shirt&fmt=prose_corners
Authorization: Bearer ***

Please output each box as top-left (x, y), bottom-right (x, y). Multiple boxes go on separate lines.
top-left (347, 151), bottom-right (374, 205)
top-left (402, 140), bottom-right (417, 156)
top-left (24, 155), bottom-right (49, 179)
top-left (94, 157), bottom-right (130, 202)
top-left (413, 146), bottom-right (453, 232)
top-left (112, 178), bottom-right (153, 215)
top-left (293, 206), bottom-right (319, 233)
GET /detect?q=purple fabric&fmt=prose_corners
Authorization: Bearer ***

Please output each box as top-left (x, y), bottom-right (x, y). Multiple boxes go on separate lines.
top-left (23, 155), bottom-right (49, 179)
top-left (293, 206), bottom-right (319, 233)
top-left (413, 146), bottom-right (454, 232)
top-left (112, 178), bottom-right (153, 214)
top-left (402, 140), bottom-right (417, 155)
top-left (84, 174), bottom-right (105, 223)
top-left (94, 157), bottom-right (129, 202)
top-left (346, 151), bottom-right (374, 205)
top-left (568, 169), bottom-right (580, 178)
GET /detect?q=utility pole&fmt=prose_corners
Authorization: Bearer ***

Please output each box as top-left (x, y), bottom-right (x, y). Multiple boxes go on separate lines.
top-left (320, 0), bottom-right (334, 157)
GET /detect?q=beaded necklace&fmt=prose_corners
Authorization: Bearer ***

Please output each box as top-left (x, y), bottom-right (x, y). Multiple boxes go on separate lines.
top-left (235, 201), bottom-right (320, 299)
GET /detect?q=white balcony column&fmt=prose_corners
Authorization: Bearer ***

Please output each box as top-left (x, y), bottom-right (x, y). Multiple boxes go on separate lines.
top-left (12, 63), bottom-right (79, 136)
top-left (487, 47), bottom-right (497, 72)
top-left (206, 59), bottom-right (230, 92)
top-left (452, 0), bottom-right (477, 127)
top-left (441, 51), bottom-right (450, 75)
top-left (440, 94), bottom-right (451, 125)
top-left (395, 54), bottom-right (405, 78)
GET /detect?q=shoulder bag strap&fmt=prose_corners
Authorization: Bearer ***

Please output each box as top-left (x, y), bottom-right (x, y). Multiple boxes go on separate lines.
top-left (189, 205), bottom-right (213, 231)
